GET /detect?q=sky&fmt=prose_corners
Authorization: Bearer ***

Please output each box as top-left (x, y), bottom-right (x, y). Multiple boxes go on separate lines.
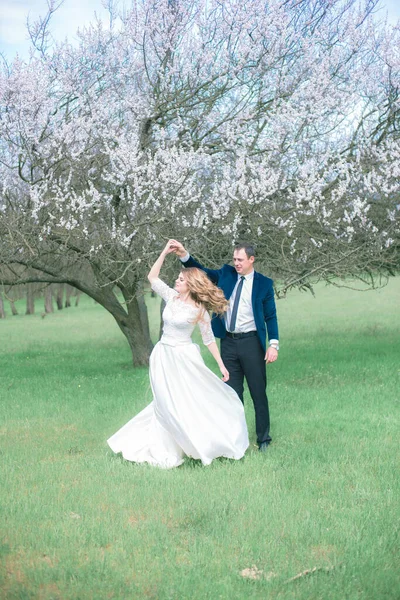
top-left (0, 0), bottom-right (113, 59)
top-left (0, 0), bottom-right (399, 60)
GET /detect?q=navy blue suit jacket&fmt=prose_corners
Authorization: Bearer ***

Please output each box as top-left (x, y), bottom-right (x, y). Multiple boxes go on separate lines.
top-left (183, 256), bottom-right (279, 353)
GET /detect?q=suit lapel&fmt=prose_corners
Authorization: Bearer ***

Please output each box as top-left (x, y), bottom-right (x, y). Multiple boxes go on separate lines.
top-left (226, 272), bottom-right (238, 299)
top-left (251, 271), bottom-right (259, 311)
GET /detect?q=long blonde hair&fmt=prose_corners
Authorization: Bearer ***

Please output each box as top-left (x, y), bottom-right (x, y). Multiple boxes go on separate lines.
top-left (181, 268), bottom-right (228, 316)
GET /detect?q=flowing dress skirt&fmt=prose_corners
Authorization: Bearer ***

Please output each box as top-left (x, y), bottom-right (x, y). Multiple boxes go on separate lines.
top-left (107, 340), bottom-right (249, 469)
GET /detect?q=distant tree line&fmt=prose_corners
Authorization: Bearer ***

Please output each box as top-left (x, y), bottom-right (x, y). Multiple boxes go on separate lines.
top-left (0, 283), bottom-right (81, 319)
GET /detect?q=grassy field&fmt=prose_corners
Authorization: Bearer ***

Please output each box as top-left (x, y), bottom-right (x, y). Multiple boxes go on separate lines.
top-left (0, 278), bottom-right (399, 600)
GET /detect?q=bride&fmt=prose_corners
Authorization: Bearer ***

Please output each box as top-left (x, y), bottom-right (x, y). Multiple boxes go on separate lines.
top-left (107, 240), bottom-right (249, 469)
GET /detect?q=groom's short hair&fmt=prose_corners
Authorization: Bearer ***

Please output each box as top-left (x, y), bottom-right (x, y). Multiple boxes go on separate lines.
top-left (234, 243), bottom-right (255, 258)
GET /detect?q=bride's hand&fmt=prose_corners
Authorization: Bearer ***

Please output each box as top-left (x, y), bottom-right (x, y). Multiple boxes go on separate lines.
top-left (169, 239), bottom-right (187, 258)
top-left (220, 365), bottom-right (230, 382)
top-left (162, 240), bottom-right (178, 255)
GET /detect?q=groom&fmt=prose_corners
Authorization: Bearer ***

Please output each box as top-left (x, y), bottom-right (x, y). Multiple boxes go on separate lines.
top-left (172, 241), bottom-right (279, 451)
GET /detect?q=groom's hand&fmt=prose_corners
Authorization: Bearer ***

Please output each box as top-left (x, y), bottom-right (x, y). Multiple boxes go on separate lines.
top-left (265, 347), bottom-right (278, 363)
top-left (170, 239), bottom-right (187, 258)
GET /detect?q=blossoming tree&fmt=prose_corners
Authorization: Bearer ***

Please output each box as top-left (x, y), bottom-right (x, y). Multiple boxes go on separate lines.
top-left (0, 0), bottom-right (398, 364)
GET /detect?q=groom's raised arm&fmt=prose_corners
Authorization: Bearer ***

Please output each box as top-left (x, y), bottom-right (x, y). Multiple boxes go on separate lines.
top-left (170, 240), bottom-right (222, 285)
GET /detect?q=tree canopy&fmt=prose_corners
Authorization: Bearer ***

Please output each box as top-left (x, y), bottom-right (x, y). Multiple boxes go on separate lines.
top-left (0, 0), bottom-right (399, 363)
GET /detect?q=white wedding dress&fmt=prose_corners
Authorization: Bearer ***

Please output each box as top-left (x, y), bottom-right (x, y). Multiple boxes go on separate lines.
top-left (107, 278), bottom-right (249, 469)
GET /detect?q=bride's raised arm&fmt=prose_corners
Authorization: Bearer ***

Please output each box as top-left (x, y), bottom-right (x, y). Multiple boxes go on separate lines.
top-left (147, 240), bottom-right (177, 283)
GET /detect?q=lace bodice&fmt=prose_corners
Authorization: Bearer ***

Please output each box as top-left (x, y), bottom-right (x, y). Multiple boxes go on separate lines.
top-left (151, 278), bottom-right (215, 346)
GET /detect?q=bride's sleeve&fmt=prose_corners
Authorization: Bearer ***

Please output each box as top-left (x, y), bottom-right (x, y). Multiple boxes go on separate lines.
top-left (150, 278), bottom-right (178, 302)
top-left (198, 311), bottom-right (215, 346)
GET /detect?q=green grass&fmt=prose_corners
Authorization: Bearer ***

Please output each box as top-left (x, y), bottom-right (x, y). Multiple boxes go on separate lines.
top-left (0, 279), bottom-right (399, 599)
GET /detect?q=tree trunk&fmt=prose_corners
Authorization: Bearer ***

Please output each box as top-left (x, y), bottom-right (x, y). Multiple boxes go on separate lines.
top-left (56, 284), bottom-right (64, 310)
top-left (65, 284), bottom-right (73, 307)
top-left (9, 300), bottom-right (18, 315)
top-left (120, 293), bottom-right (153, 366)
top-left (26, 285), bottom-right (35, 315)
top-left (0, 293), bottom-right (5, 318)
top-left (94, 286), bottom-right (152, 366)
top-left (70, 283), bottom-right (153, 367)
top-left (113, 310), bottom-right (152, 365)
top-left (138, 293), bottom-right (152, 347)
top-left (44, 286), bottom-right (54, 313)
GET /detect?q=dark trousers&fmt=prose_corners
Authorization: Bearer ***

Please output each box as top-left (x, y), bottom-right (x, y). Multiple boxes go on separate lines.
top-left (221, 334), bottom-right (271, 445)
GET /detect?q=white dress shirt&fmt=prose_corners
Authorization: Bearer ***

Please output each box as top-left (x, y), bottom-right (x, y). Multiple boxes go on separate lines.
top-left (226, 271), bottom-right (256, 333)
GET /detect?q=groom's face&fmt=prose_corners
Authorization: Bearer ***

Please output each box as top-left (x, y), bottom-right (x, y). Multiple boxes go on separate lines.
top-left (233, 249), bottom-right (254, 276)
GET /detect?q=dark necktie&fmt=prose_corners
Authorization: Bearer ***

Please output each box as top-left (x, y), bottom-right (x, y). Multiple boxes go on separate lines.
top-left (229, 276), bottom-right (245, 332)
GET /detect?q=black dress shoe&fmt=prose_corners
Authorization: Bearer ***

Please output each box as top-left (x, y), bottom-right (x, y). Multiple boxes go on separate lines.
top-left (258, 441), bottom-right (270, 452)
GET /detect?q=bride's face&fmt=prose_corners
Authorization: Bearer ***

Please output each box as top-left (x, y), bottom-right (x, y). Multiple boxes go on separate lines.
top-left (175, 272), bottom-right (189, 295)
